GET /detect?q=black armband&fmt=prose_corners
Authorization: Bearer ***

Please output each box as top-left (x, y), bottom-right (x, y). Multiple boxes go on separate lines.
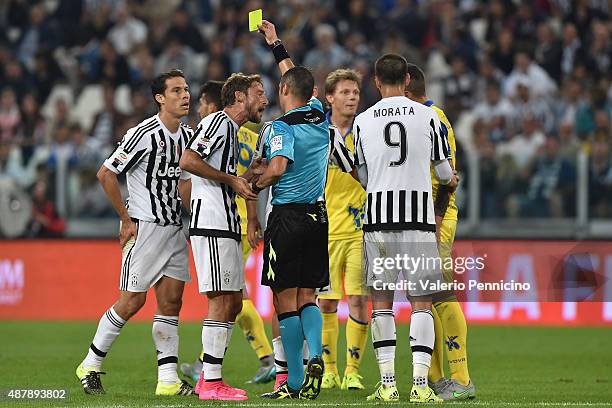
top-left (270, 41), bottom-right (290, 64)
top-left (434, 185), bottom-right (451, 217)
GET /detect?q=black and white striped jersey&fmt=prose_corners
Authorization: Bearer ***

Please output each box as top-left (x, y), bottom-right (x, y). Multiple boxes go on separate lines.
top-left (354, 96), bottom-right (450, 232)
top-left (187, 111), bottom-right (241, 240)
top-left (104, 115), bottom-right (192, 226)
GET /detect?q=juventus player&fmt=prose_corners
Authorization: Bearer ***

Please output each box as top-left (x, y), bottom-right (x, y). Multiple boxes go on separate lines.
top-left (76, 69), bottom-right (194, 396)
top-left (353, 54), bottom-right (457, 403)
top-left (179, 73), bottom-right (268, 401)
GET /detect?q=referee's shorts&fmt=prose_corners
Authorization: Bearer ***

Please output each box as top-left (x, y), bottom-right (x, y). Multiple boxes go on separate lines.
top-left (261, 203), bottom-right (329, 290)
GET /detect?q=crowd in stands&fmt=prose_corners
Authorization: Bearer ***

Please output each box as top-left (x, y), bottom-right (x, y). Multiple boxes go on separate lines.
top-left (0, 0), bottom-right (611, 237)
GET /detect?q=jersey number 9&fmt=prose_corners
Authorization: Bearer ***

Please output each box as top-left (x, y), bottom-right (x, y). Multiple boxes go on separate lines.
top-left (384, 121), bottom-right (407, 167)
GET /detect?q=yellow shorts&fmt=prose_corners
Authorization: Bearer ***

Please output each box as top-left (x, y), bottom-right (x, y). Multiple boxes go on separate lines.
top-left (438, 218), bottom-right (457, 283)
top-left (318, 238), bottom-right (367, 300)
top-left (241, 234), bottom-right (252, 266)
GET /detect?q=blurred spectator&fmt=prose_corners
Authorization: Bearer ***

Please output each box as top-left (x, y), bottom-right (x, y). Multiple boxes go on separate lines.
top-left (230, 32), bottom-right (273, 74)
top-left (89, 84), bottom-right (126, 148)
top-left (508, 136), bottom-right (576, 218)
top-left (71, 123), bottom-right (102, 167)
top-left (92, 39), bottom-right (131, 86)
top-left (0, 88), bottom-right (21, 143)
top-left (443, 55), bottom-right (476, 122)
top-left (575, 86), bottom-right (611, 139)
top-left (128, 44), bottom-right (155, 86)
top-left (557, 122), bottom-right (581, 162)
top-left (107, 4), bottom-right (148, 56)
top-left (0, 142), bottom-right (26, 184)
top-left (165, 7), bottom-right (206, 53)
top-left (490, 28), bottom-right (515, 75)
top-left (584, 21), bottom-right (612, 82)
top-left (504, 51), bottom-right (557, 100)
top-left (47, 125), bottom-right (77, 172)
top-left (560, 22), bottom-right (583, 78)
top-left (31, 50), bottom-right (64, 105)
top-left (155, 36), bottom-right (199, 82)
top-left (588, 141), bottom-right (612, 217)
top-left (473, 56), bottom-right (505, 102)
top-left (17, 92), bottom-right (47, 161)
top-left (26, 179), bottom-right (65, 238)
top-left (472, 81), bottom-right (514, 142)
top-left (498, 115), bottom-right (546, 171)
top-left (512, 79), bottom-right (555, 134)
top-left (303, 24), bottom-right (350, 71)
top-left (335, 0), bottom-right (377, 42)
top-left (534, 22), bottom-right (562, 83)
top-left (16, 3), bottom-right (55, 71)
top-left (554, 78), bottom-right (584, 128)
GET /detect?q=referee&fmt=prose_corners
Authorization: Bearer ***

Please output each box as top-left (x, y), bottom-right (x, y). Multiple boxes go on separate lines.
top-left (253, 20), bottom-right (329, 400)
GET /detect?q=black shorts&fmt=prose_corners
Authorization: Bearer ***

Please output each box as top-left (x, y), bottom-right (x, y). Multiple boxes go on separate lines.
top-left (261, 203), bottom-right (329, 289)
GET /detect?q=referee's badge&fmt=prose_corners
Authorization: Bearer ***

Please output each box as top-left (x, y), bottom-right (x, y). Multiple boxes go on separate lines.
top-left (270, 135), bottom-right (282, 153)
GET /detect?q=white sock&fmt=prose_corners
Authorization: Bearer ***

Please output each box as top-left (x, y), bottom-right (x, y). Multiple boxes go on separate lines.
top-left (202, 320), bottom-right (228, 381)
top-left (153, 315), bottom-right (180, 385)
top-left (82, 307), bottom-right (126, 370)
top-left (225, 321), bottom-right (234, 352)
top-left (303, 339), bottom-right (309, 368)
top-left (272, 336), bottom-right (287, 374)
top-left (410, 309), bottom-right (435, 388)
top-left (372, 309), bottom-right (396, 387)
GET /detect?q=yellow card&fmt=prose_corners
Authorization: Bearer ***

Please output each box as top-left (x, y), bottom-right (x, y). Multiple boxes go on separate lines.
top-left (248, 9), bottom-right (262, 32)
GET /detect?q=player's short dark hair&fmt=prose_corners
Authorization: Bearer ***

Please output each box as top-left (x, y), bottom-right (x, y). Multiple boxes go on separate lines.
top-left (375, 53), bottom-right (408, 86)
top-left (199, 80), bottom-right (224, 111)
top-left (151, 69), bottom-right (185, 108)
top-left (221, 73), bottom-right (263, 108)
top-left (280, 66), bottom-right (314, 103)
top-left (405, 63), bottom-right (426, 97)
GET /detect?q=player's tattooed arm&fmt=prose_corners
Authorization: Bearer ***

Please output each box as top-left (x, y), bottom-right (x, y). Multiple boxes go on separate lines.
top-left (258, 20), bottom-right (294, 75)
top-left (97, 165), bottom-right (137, 247)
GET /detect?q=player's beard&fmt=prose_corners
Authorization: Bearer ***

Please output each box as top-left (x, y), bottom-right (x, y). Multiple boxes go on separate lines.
top-left (247, 105), bottom-right (262, 124)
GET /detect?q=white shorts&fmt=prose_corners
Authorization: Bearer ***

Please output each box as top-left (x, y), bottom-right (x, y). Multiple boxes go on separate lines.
top-left (364, 230), bottom-right (443, 298)
top-left (120, 220), bottom-right (190, 292)
top-left (191, 236), bottom-right (245, 293)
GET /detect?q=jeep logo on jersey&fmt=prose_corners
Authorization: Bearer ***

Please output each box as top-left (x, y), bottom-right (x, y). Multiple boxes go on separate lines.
top-left (157, 164), bottom-right (181, 178)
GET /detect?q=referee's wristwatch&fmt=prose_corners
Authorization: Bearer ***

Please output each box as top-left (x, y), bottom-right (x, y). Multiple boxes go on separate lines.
top-left (251, 181), bottom-right (263, 194)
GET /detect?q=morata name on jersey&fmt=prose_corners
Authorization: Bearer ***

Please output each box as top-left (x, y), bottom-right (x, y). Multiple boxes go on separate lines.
top-left (373, 106), bottom-right (415, 118)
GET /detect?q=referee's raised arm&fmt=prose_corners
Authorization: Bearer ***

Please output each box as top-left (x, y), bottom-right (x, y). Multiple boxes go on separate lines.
top-left (258, 20), bottom-right (294, 75)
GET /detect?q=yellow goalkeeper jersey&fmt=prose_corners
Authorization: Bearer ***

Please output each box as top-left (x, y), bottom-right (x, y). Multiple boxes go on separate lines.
top-left (325, 116), bottom-right (366, 241)
top-left (426, 101), bottom-right (458, 221)
top-left (236, 126), bottom-right (258, 233)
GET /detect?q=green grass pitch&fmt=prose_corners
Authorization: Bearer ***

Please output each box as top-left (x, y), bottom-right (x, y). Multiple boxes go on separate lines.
top-left (0, 321), bottom-right (611, 407)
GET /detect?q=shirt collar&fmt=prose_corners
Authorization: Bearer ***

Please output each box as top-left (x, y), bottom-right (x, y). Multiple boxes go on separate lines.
top-left (424, 99), bottom-right (434, 107)
top-left (326, 110), bottom-right (354, 138)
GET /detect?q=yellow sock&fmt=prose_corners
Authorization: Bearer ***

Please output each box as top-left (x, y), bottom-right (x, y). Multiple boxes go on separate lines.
top-left (434, 299), bottom-right (470, 385)
top-left (322, 311), bottom-right (339, 375)
top-left (428, 306), bottom-right (445, 383)
top-left (198, 350), bottom-right (204, 363)
top-left (344, 315), bottom-right (368, 375)
top-left (235, 299), bottom-right (273, 359)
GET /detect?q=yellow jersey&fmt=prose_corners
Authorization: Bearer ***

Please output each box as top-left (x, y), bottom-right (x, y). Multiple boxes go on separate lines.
top-left (427, 101), bottom-right (458, 221)
top-left (236, 126), bottom-right (259, 233)
top-left (325, 124), bottom-right (366, 241)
